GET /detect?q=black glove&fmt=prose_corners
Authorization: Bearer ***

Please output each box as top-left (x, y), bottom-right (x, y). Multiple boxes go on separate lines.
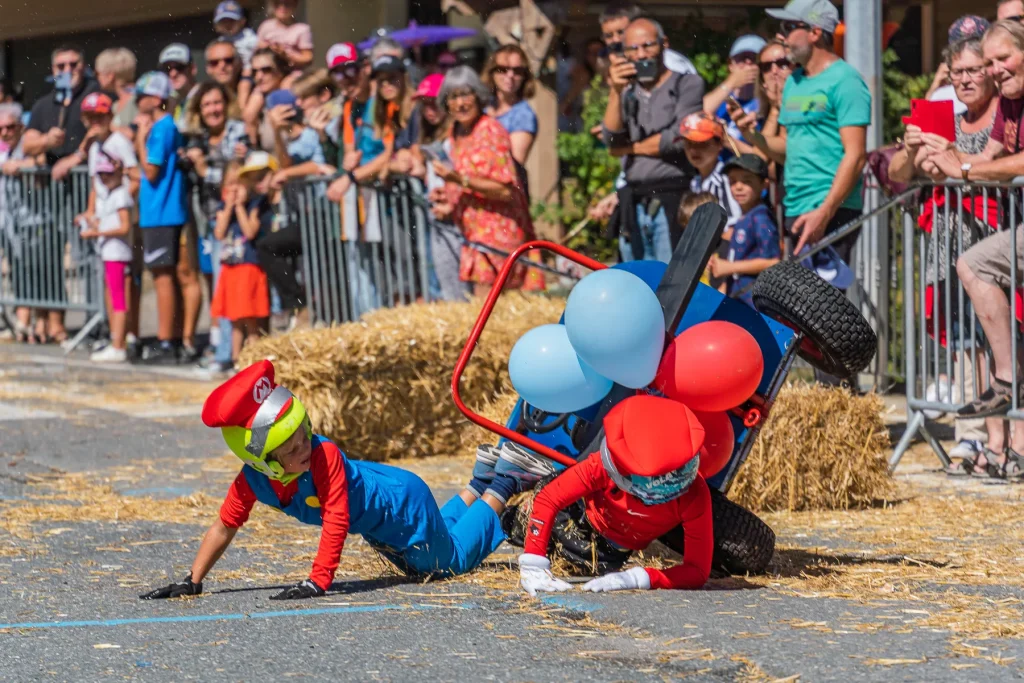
top-left (139, 573), bottom-right (203, 600)
top-left (270, 579), bottom-right (326, 600)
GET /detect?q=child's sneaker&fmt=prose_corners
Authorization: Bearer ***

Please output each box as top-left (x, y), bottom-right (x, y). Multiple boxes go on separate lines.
top-left (474, 444), bottom-right (500, 481)
top-left (90, 345), bottom-right (127, 363)
top-left (495, 441), bottom-right (557, 489)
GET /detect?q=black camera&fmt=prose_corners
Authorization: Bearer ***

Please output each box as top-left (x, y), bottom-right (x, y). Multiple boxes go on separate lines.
top-left (633, 58), bottom-right (659, 83)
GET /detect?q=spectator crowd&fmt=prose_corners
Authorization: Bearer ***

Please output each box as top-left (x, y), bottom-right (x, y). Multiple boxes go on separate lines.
top-left (5, 0), bottom-right (1019, 442)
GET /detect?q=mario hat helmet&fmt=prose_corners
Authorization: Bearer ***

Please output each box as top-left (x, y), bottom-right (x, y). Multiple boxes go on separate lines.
top-left (600, 395), bottom-right (705, 506)
top-left (201, 360), bottom-right (310, 480)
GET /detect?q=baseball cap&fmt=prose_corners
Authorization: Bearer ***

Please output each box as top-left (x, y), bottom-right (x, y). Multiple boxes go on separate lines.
top-left (800, 245), bottom-right (855, 290)
top-left (372, 54), bottom-right (406, 75)
top-left (240, 151), bottom-right (280, 176)
top-left (678, 111), bottom-right (725, 143)
top-left (729, 35), bottom-right (768, 59)
top-left (327, 42), bottom-right (359, 69)
top-left (414, 73), bottom-right (444, 99)
top-left (159, 43), bottom-right (192, 66)
top-left (767, 0), bottom-right (840, 34)
top-left (214, 0), bottom-right (244, 23)
top-left (81, 92), bottom-right (113, 115)
top-left (94, 153), bottom-right (121, 174)
top-left (723, 153), bottom-right (769, 179)
top-left (948, 15), bottom-right (990, 44)
top-left (135, 72), bottom-right (173, 101)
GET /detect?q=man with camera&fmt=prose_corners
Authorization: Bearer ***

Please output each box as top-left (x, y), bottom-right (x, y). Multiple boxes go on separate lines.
top-left (603, 17), bottom-right (704, 262)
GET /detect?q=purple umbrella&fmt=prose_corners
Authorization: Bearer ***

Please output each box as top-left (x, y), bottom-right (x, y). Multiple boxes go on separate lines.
top-left (358, 21), bottom-right (478, 50)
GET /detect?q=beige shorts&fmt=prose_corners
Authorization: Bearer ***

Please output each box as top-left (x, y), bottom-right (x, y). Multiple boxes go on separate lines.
top-left (959, 225), bottom-right (1024, 289)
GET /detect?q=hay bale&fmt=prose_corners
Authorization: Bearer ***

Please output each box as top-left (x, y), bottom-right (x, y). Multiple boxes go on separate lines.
top-left (729, 383), bottom-right (895, 512)
top-left (238, 294), bottom-right (563, 461)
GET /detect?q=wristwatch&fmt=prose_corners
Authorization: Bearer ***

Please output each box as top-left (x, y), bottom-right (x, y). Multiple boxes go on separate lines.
top-left (961, 162), bottom-right (972, 181)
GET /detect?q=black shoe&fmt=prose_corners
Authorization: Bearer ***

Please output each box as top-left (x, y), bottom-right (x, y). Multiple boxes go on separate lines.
top-left (139, 341), bottom-right (179, 366)
top-left (179, 343), bottom-right (202, 365)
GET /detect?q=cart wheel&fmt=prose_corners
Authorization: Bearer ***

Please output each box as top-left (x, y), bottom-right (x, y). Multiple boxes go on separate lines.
top-left (659, 488), bottom-right (775, 576)
top-left (752, 259), bottom-right (877, 379)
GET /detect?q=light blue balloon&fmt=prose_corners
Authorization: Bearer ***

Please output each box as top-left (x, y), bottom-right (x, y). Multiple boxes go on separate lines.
top-left (509, 324), bottom-right (614, 413)
top-left (564, 268), bottom-right (666, 389)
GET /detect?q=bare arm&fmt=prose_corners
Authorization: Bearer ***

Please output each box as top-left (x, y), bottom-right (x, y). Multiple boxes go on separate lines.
top-left (105, 207), bottom-right (133, 238)
top-left (214, 205), bottom-right (232, 240)
top-left (189, 519), bottom-right (239, 584)
top-left (610, 134), bottom-right (660, 158)
top-left (235, 203), bottom-right (262, 240)
top-left (21, 129), bottom-right (49, 157)
top-left (352, 138), bottom-right (395, 182)
top-left (509, 131), bottom-right (534, 165)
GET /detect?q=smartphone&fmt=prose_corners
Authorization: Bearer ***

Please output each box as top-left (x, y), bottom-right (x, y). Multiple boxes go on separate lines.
top-left (608, 41), bottom-right (624, 56)
top-left (634, 58), bottom-right (659, 83)
top-left (726, 95), bottom-right (742, 111)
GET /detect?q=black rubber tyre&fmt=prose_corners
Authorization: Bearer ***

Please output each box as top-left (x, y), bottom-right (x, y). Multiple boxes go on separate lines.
top-left (752, 259), bottom-right (877, 379)
top-left (659, 488), bottom-right (775, 576)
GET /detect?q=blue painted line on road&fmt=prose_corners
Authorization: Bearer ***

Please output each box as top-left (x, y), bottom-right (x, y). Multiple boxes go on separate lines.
top-left (539, 595), bottom-right (602, 612)
top-left (0, 602), bottom-right (473, 631)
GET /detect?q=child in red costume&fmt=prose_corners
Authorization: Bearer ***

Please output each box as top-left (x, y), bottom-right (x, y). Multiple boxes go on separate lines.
top-left (518, 394), bottom-right (714, 595)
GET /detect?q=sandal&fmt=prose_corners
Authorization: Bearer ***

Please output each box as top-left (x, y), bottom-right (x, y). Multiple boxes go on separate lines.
top-left (972, 448), bottom-right (1005, 479)
top-left (1001, 448), bottom-right (1024, 483)
top-left (957, 378), bottom-right (1014, 418)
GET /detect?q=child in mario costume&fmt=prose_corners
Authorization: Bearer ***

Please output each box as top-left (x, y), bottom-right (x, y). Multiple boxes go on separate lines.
top-left (140, 360), bottom-right (507, 600)
top-left (518, 395), bottom-right (713, 595)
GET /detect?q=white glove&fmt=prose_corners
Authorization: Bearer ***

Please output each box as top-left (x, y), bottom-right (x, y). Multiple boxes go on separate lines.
top-left (581, 567), bottom-right (651, 593)
top-left (518, 553), bottom-right (572, 597)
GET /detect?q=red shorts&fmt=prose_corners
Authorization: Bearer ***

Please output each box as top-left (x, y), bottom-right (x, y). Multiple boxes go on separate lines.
top-left (211, 263), bottom-right (270, 321)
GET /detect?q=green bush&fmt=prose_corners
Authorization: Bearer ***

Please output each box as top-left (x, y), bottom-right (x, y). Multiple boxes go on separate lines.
top-left (882, 49), bottom-right (933, 143)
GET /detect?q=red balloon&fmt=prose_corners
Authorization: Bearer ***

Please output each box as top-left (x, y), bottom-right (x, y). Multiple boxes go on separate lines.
top-left (694, 411), bottom-right (735, 479)
top-left (654, 321), bottom-right (763, 411)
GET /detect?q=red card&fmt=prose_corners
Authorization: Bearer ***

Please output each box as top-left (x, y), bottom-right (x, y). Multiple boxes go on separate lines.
top-left (903, 99), bottom-right (956, 142)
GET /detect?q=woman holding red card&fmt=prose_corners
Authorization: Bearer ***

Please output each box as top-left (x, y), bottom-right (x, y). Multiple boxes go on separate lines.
top-left (890, 29), bottom-right (1004, 477)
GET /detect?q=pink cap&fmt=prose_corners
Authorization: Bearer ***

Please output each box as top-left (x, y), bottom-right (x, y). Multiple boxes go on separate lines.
top-left (414, 73), bottom-right (444, 99)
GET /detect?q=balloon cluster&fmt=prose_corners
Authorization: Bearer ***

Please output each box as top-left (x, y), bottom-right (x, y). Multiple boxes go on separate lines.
top-left (509, 268), bottom-right (765, 480)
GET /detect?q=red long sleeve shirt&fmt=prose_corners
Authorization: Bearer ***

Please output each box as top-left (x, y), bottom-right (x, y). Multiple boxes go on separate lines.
top-left (219, 440), bottom-right (351, 591)
top-left (524, 451), bottom-right (713, 589)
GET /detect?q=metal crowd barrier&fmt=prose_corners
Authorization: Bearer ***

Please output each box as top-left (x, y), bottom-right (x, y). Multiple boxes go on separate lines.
top-left (0, 167), bottom-right (104, 351)
top-left (888, 179), bottom-right (1024, 470)
top-left (290, 175), bottom-right (431, 326)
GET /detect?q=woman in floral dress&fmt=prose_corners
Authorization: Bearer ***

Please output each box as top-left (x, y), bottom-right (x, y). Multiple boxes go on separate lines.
top-left (428, 66), bottom-right (544, 295)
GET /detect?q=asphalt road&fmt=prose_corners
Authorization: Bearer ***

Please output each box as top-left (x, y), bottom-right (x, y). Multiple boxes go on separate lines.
top-left (2, 343), bottom-right (1023, 682)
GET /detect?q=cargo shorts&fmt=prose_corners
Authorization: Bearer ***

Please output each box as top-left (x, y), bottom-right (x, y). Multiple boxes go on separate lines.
top-left (958, 225), bottom-right (1024, 289)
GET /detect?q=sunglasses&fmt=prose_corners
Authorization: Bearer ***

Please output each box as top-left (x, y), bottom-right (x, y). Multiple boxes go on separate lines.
top-left (494, 65), bottom-right (528, 77)
top-left (780, 20), bottom-right (811, 35)
top-left (54, 60), bottom-right (79, 72)
top-left (161, 62), bottom-right (189, 74)
top-left (254, 66), bottom-right (279, 76)
top-left (759, 57), bottom-right (792, 73)
top-left (208, 57), bottom-right (236, 68)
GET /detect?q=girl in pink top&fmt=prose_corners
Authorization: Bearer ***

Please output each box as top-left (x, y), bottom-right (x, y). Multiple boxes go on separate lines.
top-left (257, 0), bottom-right (313, 83)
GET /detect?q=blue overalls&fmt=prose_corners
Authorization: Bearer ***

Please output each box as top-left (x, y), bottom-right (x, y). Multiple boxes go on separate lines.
top-left (241, 435), bottom-right (506, 577)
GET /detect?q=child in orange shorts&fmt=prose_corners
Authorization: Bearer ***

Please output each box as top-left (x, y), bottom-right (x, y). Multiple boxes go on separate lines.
top-left (210, 152), bottom-right (276, 363)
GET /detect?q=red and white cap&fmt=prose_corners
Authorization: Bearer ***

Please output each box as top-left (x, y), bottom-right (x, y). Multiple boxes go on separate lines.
top-left (326, 42), bottom-right (359, 69)
top-left (81, 92), bottom-right (113, 115)
top-left (201, 359), bottom-right (293, 430)
top-left (602, 395), bottom-right (704, 477)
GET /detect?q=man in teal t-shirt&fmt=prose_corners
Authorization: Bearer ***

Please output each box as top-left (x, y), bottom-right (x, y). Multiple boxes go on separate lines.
top-left (737, 0), bottom-right (870, 262)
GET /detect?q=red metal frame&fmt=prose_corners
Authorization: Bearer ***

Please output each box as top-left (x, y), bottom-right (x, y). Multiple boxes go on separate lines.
top-left (451, 241), bottom-right (606, 468)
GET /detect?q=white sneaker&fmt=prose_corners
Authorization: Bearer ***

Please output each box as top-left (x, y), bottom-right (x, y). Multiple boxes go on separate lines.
top-left (90, 345), bottom-right (127, 363)
top-left (949, 440), bottom-right (983, 460)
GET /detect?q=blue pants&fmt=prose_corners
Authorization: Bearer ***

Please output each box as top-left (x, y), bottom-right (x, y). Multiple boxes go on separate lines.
top-left (619, 204), bottom-right (673, 263)
top-left (367, 494), bottom-right (505, 578)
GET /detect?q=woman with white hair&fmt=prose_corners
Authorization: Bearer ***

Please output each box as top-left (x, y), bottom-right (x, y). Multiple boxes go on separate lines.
top-left (429, 66), bottom-right (543, 295)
